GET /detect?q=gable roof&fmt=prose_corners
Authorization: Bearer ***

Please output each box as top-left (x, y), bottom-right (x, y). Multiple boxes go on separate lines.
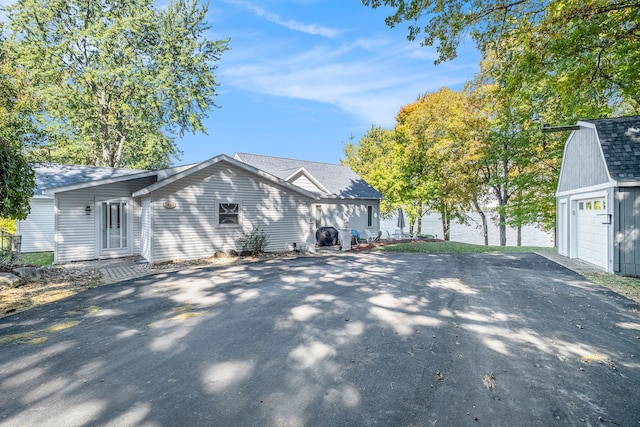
top-left (35, 163), bottom-right (196, 196)
top-left (33, 163), bottom-right (149, 195)
top-left (234, 152), bottom-right (383, 200)
top-left (581, 116), bottom-right (640, 183)
top-left (132, 154), bottom-right (319, 199)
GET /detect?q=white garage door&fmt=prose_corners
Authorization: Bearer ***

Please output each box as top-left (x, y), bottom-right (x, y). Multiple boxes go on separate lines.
top-left (576, 198), bottom-right (608, 269)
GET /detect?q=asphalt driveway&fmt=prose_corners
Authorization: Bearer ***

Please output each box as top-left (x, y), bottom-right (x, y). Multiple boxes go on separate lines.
top-left (1, 252), bottom-right (639, 426)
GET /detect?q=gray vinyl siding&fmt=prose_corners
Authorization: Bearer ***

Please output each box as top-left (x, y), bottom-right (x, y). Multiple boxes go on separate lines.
top-left (54, 177), bottom-right (156, 264)
top-left (17, 198), bottom-right (55, 252)
top-left (558, 128), bottom-right (610, 192)
top-left (615, 187), bottom-right (640, 276)
top-left (316, 198), bottom-right (380, 234)
top-left (149, 162), bottom-right (312, 263)
top-left (291, 175), bottom-right (322, 193)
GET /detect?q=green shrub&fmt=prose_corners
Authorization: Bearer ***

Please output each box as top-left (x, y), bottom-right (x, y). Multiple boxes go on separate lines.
top-left (237, 228), bottom-right (268, 256)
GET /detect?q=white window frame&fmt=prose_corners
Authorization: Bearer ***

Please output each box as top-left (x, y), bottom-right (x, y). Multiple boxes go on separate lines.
top-left (218, 202), bottom-right (241, 227)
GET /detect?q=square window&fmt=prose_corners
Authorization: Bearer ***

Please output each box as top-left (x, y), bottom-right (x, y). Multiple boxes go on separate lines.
top-left (219, 203), bottom-right (239, 225)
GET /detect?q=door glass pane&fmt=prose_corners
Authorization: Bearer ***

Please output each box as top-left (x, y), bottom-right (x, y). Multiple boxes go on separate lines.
top-left (121, 203), bottom-right (127, 247)
top-left (102, 203), bottom-right (108, 249)
top-left (102, 201), bottom-right (128, 250)
top-left (109, 204), bottom-right (119, 248)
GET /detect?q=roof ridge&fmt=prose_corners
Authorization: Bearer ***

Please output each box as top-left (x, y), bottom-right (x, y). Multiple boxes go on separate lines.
top-left (31, 162), bottom-right (147, 172)
top-left (235, 152), bottom-right (346, 167)
top-left (582, 115), bottom-right (640, 123)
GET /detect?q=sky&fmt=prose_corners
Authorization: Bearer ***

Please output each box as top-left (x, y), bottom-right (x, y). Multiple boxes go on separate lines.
top-left (0, 0), bottom-right (481, 166)
top-left (176, 0), bottom-right (481, 165)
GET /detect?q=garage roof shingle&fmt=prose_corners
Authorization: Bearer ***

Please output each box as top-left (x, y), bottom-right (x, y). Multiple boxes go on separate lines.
top-left (583, 116), bottom-right (640, 182)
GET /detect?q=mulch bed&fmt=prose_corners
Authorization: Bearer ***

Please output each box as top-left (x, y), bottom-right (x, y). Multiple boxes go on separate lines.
top-left (350, 238), bottom-right (442, 252)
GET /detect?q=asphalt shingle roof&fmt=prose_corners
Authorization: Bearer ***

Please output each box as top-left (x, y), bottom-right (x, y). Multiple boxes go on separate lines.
top-left (31, 163), bottom-right (147, 195)
top-left (235, 153), bottom-right (383, 199)
top-left (584, 116), bottom-right (640, 182)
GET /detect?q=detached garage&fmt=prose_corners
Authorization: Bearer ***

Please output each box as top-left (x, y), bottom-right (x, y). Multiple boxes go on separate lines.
top-left (556, 116), bottom-right (640, 275)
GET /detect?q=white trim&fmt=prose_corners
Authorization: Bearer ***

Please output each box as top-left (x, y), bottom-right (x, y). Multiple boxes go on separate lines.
top-left (217, 201), bottom-right (242, 227)
top-left (132, 154), bottom-right (320, 200)
top-left (140, 196), bottom-right (153, 263)
top-left (53, 196), bottom-right (60, 264)
top-left (558, 198), bottom-right (569, 256)
top-left (284, 167), bottom-right (330, 194)
top-left (556, 181), bottom-right (615, 197)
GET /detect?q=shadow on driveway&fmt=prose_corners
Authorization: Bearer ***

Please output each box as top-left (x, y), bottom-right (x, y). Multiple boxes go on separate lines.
top-left (1, 252), bottom-right (639, 426)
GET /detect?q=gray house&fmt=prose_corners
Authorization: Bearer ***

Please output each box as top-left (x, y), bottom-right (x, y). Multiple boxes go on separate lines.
top-left (17, 153), bottom-right (382, 264)
top-left (556, 116), bottom-right (640, 275)
top-left (235, 153), bottom-right (383, 235)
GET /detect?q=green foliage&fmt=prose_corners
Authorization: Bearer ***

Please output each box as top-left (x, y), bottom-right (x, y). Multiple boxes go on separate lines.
top-left (0, 144), bottom-right (34, 220)
top-left (3, 0), bottom-right (229, 169)
top-left (343, 126), bottom-right (402, 214)
top-left (363, 0), bottom-right (640, 113)
top-left (237, 228), bottom-right (269, 256)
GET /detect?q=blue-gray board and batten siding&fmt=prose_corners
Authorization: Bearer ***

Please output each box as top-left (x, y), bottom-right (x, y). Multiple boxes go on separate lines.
top-left (557, 126), bottom-right (610, 192)
top-left (616, 187), bottom-right (640, 276)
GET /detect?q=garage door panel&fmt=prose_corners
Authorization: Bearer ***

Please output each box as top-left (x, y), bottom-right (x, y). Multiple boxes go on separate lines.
top-left (576, 198), bottom-right (607, 269)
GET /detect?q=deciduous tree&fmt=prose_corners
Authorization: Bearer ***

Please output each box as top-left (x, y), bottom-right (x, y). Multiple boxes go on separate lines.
top-left (362, 0), bottom-right (640, 112)
top-left (3, 0), bottom-right (229, 169)
top-left (0, 37), bottom-right (36, 220)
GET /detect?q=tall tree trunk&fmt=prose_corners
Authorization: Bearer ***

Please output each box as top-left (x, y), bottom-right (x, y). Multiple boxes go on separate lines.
top-left (498, 210), bottom-right (507, 246)
top-left (472, 199), bottom-right (489, 246)
top-left (417, 216), bottom-right (422, 235)
top-left (441, 204), bottom-right (451, 241)
top-left (98, 88), bottom-right (111, 167)
top-left (517, 225), bottom-right (522, 246)
top-left (493, 183), bottom-right (509, 246)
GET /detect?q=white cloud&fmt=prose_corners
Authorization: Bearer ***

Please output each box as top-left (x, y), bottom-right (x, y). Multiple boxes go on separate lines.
top-left (220, 38), bottom-right (477, 127)
top-left (223, 0), bottom-right (341, 38)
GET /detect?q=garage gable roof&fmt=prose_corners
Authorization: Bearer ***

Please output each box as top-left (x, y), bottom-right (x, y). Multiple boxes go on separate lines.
top-left (582, 116), bottom-right (640, 183)
top-left (234, 152), bottom-right (383, 200)
top-left (132, 154), bottom-right (319, 199)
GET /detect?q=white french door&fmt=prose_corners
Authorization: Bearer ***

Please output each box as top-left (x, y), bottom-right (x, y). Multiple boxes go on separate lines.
top-left (99, 199), bottom-right (132, 257)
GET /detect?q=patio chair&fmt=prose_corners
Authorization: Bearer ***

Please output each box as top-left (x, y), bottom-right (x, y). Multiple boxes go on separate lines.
top-left (364, 229), bottom-right (382, 243)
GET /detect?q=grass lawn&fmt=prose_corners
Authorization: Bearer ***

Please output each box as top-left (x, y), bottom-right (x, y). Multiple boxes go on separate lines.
top-left (376, 241), bottom-right (640, 303)
top-left (19, 252), bottom-right (54, 266)
top-left (376, 240), bottom-right (556, 254)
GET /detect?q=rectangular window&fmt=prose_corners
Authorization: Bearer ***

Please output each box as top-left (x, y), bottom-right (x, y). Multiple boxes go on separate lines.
top-left (578, 202), bottom-right (584, 210)
top-left (367, 206), bottom-right (373, 227)
top-left (586, 201), bottom-right (592, 210)
top-left (315, 205), bottom-right (322, 228)
top-left (219, 203), bottom-right (239, 225)
top-left (594, 200), bottom-right (601, 210)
